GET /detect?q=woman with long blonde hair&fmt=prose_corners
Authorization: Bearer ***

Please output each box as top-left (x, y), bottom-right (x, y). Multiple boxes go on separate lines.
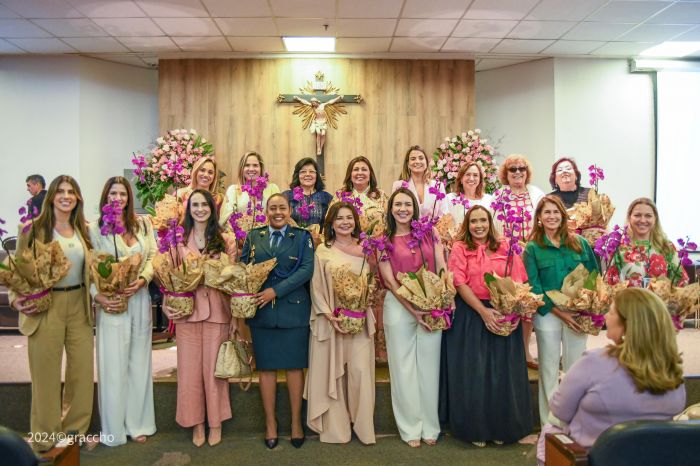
top-left (391, 145), bottom-right (447, 218)
top-left (537, 288), bottom-right (685, 463)
top-left (606, 197), bottom-right (688, 287)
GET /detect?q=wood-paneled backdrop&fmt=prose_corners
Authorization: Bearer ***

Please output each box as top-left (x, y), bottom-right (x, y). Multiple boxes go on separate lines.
top-left (159, 58), bottom-right (475, 194)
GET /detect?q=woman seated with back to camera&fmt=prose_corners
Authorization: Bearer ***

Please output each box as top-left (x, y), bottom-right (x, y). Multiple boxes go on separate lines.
top-left (537, 287), bottom-right (686, 464)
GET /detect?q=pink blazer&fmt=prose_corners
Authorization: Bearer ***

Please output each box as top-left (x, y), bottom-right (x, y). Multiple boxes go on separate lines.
top-left (176, 233), bottom-right (236, 324)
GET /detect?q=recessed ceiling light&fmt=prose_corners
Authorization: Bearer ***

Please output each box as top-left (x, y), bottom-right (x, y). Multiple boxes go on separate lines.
top-left (640, 41), bottom-right (700, 58)
top-left (283, 37), bottom-right (335, 52)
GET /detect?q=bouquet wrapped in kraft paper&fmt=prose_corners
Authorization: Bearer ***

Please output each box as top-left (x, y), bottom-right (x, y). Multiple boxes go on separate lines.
top-left (572, 188), bottom-right (615, 247)
top-left (150, 193), bottom-right (181, 231)
top-left (90, 252), bottom-right (142, 313)
top-left (546, 264), bottom-right (623, 335)
top-left (395, 267), bottom-right (456, 331)
top-left (484, 273), bottom-right (544, 336)
top-left (203, 253), bottom-right (277, 319)
top-left (153, 252), bottom-right (204, 319)
top-left (0, 239), bottom-right (71, 312)
top-left (434, 213), bottom-right (459, 248)
top-left (330, 265), bottom-right (375, 335)
top-left (647, 277), bottom-right (700, 331)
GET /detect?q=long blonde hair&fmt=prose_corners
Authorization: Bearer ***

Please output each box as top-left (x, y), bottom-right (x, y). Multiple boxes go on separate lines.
top-left (626, 198), bottom-right (674, 255)
top-left (607, 288), bottom-right (684, 394)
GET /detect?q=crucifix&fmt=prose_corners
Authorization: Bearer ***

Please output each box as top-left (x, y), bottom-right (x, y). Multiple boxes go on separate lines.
top-left (277, 71), bottom-right (363, 174)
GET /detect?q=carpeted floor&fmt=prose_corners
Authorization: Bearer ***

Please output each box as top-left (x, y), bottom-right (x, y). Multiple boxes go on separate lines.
top-left (80, 433), bottom-right (537, 466)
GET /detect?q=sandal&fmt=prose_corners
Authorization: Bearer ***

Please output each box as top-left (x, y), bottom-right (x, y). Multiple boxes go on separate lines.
top-left (526, 360), bottom-right (539, 370)
top-left (472, 441), bottom-right (486, 448)
top-left (423, 438), bottom-right (437, 446)
top-left (406, 439), bottom-right (421, 448)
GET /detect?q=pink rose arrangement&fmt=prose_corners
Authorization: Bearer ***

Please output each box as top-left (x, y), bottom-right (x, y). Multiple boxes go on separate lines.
top-left (132, 128), bottom-right (214, 212)
top-left (433, 129), bottom-right (500, 194)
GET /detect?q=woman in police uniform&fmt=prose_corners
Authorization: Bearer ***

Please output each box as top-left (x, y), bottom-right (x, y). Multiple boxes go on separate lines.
top-left (240, 193), bottom-right (314, 449)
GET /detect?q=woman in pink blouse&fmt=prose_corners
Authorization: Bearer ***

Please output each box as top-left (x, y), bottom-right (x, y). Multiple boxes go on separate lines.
top-left (537, 288), bottom-right (685, 464)
top-left (162, 189), bottom-right (239, 447)
top-left (439, 205), bottom-right (533, 447)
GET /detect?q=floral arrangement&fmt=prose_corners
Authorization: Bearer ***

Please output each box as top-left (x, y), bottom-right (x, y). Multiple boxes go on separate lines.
top-left (0, 203), bottom-right (70, 313)
top-left (484, 273), bottom-right (544, 336)
top-left (672, 237), bottom-right (697, 286)
top-left (395, 267), bottom-right (456, 331)
top-left (132, 128), bottom-right (213, 212)
top-left (647, 277), bottom-right (699, 331)
top-left (571, 164), bottom-right (615, 246)
top-left (91, 200), bottom-right (138, 313)
top-left (491, 188), bottom-right (531, 275)
top-left (335, 190), bottom-right (364, 216)
top-left (229, 174), bottom-right (269, 235)
top-left (594, 225), bottom-right (631, 281)
top-left (292, 186), bottom-right (317, 228)
top-left (433, 129), bottom-right (500, 194)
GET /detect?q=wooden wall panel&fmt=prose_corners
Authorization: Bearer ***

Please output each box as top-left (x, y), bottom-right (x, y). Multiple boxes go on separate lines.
top-left (159, 58), bottom-right (475, 195)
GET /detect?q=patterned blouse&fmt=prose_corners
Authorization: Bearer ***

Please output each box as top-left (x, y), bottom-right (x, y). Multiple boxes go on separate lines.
top-left (282, 189), bottom-right (333, 228)
top-left (606, 240), bottom-right (688, 287)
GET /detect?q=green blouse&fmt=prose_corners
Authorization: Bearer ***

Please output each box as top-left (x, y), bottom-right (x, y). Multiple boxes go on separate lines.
top-left (523, 235), bottom-right (599, 315)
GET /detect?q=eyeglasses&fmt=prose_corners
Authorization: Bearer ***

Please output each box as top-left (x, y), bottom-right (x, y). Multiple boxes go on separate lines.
top-left (555, 166), bottom-right (574, 174)
top-left (507, 166), bottom-right (528, 173)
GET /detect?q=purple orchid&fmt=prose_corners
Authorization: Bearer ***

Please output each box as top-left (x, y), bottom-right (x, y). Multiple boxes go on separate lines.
top-left (18, 200), bottom-right (39, 235)
top-left (594, 225), bottom-right (631, 279)
top-left (157, 218), bottom-right (186, 254)
top-left (242, 173), bottom-right (269, 228)
top-left (491, 188), bottom-right (532, 276)
top-left (588, 164), bottom-right (605, 191)
top-left (0, 217), bottom-right (7, 238)
top-left (672, 236), bottom-right (697, 286)
top-left (100, 199), bottom-right (126, 260)
top-left (228, 212), bottom-right (247, 241)
top-left (336, 191), bottom-right (364, 216)
top-left (293, 186), bottom-right (316, 226)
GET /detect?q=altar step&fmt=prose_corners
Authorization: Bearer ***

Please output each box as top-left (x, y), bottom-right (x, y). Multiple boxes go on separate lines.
top-left (2, 377), bottom-right (699, 437)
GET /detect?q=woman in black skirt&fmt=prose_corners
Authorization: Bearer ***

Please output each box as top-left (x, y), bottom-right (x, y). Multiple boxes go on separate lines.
top-left (439, 205), bottom-right (533, 447)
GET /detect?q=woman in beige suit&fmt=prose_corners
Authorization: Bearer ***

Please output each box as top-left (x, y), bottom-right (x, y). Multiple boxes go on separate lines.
top-left (89, 177), bottom-right (157, 446)
top-left (305, 202), bottom-right (376, 444)
top-left (10, 175), bottom-right (94, 452)
top-left (162, 189), bottom-right (238, 447)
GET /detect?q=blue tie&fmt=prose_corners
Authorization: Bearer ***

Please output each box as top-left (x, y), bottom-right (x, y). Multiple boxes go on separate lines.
top-left (270, 230), bottom-right (283, 252)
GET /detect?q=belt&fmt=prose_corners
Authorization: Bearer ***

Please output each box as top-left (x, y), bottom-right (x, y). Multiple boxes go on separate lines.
top-left (52, 283), bottom-right (85, 292)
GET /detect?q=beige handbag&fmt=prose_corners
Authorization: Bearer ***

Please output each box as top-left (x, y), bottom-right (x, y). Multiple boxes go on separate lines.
top-left (214, 331), bottom-right (253, 390)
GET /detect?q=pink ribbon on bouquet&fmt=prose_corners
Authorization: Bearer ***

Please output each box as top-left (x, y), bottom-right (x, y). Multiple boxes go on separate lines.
top-left (25, 288), bottom-right (50, 301)
top-left (671, 314), bottom-right (683, 331)
top-left (333, 307), bottom-right (366, 319)
top-left (576, 311), bottom-right (606, 328)
top-left (159, 287), bottom-right (194, 298)
top-left (429, 308), bottom-right (453, 329)
top-left (497, 313), bottom-right (521, 325)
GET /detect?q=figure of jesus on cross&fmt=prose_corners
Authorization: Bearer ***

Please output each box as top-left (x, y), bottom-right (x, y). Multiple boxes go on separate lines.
top-left (293, 94), bottom-right (343, 156)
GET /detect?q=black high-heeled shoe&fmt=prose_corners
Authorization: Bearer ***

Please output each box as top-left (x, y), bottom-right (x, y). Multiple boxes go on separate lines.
top-left (264, 437), bottom-right (278, 449)
top-left (290, 435), bottom-right (305, 448)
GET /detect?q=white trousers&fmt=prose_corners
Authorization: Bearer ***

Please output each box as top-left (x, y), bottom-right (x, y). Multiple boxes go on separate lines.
top-left (383, 292), bottom-right (442, 442)
top-left (534, 311), bottom-right (587, 426)
top-left (96, 287), bottom-right (156, 446)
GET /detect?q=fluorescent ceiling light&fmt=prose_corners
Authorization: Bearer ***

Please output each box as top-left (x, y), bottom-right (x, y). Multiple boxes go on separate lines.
top-left (283, 37), bottom-right (335, 52)
top-left (640, 42), bottom-right (700, 58)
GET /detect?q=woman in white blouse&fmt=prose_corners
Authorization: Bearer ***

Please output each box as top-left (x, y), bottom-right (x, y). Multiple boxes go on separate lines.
top-left (391, 145), bottom-right (447, 219)
top-left (89, 176), bottom-right (158, 446)
top-left (445, 161), bottom-right (494, 228)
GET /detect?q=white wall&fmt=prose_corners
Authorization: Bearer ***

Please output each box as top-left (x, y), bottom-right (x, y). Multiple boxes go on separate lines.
top-left (553, 58), bottom-right (654, 229)
top-left (475, 59), bottom-right (555, 190)
top-left (0, 56), bottom-right (158, 233)
top-left (476, 57), bottom-right (655, 228)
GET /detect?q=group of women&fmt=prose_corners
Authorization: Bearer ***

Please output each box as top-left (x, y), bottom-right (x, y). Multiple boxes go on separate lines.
top-left (9, 148), bottom-right (687, 456)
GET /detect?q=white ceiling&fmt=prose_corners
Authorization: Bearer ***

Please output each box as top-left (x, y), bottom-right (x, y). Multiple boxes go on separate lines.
top-left (0, 0), bottom-right (699, 70)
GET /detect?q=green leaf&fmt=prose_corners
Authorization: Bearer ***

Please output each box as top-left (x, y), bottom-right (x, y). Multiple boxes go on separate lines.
top-left (583, 270), bottom-right (599, 291)
top-left (97, 256), bottom-right (117, 279)
top-left (145, 206), bottom-right (156, 216)
top-left (407, 271), bottom-right (418, 280)
top-left (0, 263), bottom-right (10, 271)
top-left (484, 272), bottom-right (496, 286)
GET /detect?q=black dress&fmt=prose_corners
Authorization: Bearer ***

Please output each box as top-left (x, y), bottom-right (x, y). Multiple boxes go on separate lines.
top-left (439, 297), bottom-right (533, 443)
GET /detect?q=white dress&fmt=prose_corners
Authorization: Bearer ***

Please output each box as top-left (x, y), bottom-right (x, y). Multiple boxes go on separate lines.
top-left (89, 218), bottom-right (157, 446)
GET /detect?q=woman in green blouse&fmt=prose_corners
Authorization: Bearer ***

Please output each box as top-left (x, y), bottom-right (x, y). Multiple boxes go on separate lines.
top-left (523, 195), bottom-right (598, 427)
